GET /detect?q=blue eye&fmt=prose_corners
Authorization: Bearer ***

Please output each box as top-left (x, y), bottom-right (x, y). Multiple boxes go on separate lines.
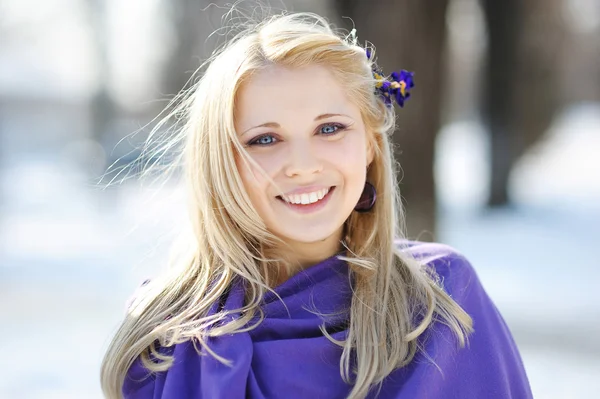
top-left (320, 123), bottom-right (345, 135)
top-left (249, 135), bottom-right (277, 146)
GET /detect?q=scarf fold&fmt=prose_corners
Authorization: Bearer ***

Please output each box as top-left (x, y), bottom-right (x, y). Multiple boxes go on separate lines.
top-left (202, 254), bottom-right (353, 398)
top-left (124, 253), bottom-right (355, 398)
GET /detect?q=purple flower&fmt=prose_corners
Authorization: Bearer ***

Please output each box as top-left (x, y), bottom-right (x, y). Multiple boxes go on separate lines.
top-left (365, 49), bottom-right (415, 108)
top-left (390, 70), bottom-right (415, 108)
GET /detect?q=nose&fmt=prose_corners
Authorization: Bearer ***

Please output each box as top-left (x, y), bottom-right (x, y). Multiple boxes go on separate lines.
top-left (284, 140), bottom-right (323, 177)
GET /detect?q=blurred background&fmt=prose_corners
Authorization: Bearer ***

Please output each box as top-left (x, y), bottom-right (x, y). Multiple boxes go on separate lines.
top-left (1, 0), bottom-right (599, 397)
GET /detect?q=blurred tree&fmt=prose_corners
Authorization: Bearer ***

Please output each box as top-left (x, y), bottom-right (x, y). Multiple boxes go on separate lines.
top-left (161, 0), bottom-right (208, 96)
top-left (85, 0), bottom-right (119, 163)
top-left (481, 0), bottom-right (521, 207)
top-left (512, 0), bottom-right (564, 170)
top-left (161, 0), bottom-right (240, 97)
top-left (482, 0), bottom-right (564, 207)
top-left (332, 0), bottom-right (449, 240)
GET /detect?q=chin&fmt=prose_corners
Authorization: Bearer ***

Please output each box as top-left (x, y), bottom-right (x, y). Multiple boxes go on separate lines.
top-left (277, 224), bottom-right (342, 245)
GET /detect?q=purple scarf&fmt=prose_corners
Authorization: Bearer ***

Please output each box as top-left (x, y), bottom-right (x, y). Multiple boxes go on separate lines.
top-left (123, 242), bottom-right (532, 398)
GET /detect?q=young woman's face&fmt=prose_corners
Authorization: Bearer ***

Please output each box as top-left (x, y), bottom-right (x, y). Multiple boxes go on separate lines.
top-left (235, 64), bottom-right (373, 259)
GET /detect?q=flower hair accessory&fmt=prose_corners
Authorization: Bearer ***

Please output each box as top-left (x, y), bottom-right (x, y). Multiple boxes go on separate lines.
top-left (366, 48), bottom-right (415, 107)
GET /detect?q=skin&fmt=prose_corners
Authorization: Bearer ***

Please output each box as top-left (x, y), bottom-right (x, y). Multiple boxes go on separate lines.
top-left (235, 64), bottom-right (373, 279)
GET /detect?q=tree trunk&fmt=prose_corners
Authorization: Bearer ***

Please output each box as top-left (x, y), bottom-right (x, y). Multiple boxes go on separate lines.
top-left (86, 0), bottom-right (118, 150)
top-left (482, 0), bottom-right (563, 207)
top-left (161, 0), bottom-right (231, 96)
top-left (331, 0), bottom-right (448, 240)
top-left (481, 0), bottom-right (521, 207)
top-left (513, 0), bottom-right (564, 159)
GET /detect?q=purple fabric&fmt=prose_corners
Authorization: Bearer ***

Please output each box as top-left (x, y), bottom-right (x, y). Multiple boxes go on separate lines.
top-left (123, 242), bottom-right (532, 398)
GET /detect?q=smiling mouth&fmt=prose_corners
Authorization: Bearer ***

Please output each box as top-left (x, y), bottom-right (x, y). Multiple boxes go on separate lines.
top-left (276, 186), bottom-right (335, 205)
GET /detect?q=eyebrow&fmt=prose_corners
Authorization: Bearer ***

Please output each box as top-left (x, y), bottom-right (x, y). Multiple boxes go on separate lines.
top-left (240, 113), bottom-right (353, 135)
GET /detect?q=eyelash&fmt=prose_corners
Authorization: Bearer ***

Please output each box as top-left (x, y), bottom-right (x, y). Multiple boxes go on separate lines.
top-left (247, 123), bottom-right (348, 147)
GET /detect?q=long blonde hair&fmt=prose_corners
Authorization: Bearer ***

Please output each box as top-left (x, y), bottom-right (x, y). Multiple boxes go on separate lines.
top-left (101, 11), bottom-right (473, 399)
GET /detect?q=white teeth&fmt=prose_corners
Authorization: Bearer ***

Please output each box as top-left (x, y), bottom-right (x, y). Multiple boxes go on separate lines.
top-left (283, 187), bottom-right (330, 205)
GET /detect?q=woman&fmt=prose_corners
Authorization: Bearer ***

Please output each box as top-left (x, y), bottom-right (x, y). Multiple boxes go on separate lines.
top-left (101, 12), bottom-right (532, 399)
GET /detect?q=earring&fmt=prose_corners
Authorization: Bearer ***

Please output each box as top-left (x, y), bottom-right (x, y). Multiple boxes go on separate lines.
top-left (354, 182), bottom-right (376, 213)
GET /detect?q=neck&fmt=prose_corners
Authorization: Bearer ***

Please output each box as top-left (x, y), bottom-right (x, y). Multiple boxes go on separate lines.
top-left (269, 229), bottom-right (344, 287)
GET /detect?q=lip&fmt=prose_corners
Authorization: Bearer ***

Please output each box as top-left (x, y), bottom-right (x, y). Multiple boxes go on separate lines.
top-left (280, 185), bottom-right (332, 196)
top-left (277, 186), bottom-right (335, 214)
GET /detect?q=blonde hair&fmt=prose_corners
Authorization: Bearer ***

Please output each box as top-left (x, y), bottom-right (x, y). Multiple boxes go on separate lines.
top-left (101, 11), bottom-right (473, 399)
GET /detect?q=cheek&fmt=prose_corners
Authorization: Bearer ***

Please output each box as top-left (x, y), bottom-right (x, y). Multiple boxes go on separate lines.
top-left (235, 153), bottom-right (275, 199)
top-left (325, 136), bottom-right (369, 171)
top-left (239, 149), bottom-right (288, 183)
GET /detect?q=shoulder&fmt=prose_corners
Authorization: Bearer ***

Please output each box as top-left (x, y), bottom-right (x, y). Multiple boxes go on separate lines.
top-left (395, 239), bottom-right (469, 268)
top-left (390, 239), bottom-right (533, 398)
top-left (395, 239), bottom-right (491, 325)
top-left (395, 239), bottom-right (478, 303)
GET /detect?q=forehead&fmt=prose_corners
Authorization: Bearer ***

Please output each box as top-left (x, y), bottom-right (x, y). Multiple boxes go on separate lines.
top-left (235, 64), bottom-right (356, 127)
